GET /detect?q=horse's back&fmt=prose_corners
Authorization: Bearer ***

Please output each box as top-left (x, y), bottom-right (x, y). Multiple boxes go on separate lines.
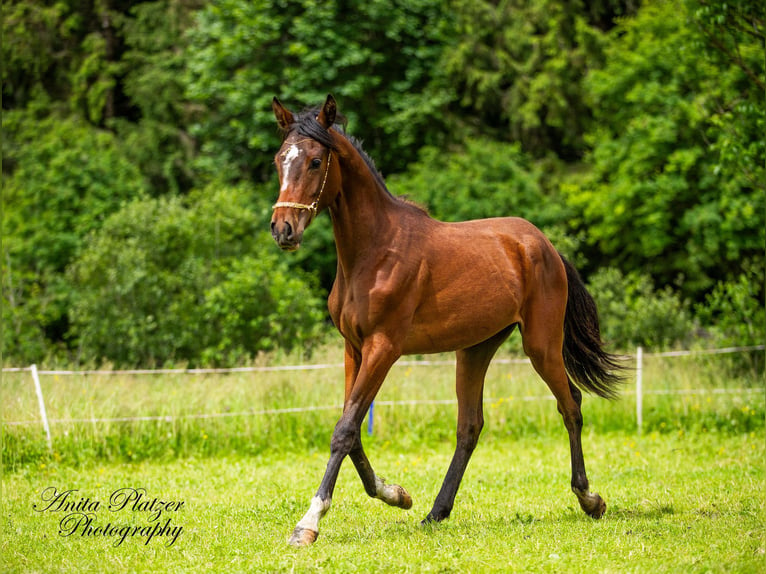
top-left (425, 216), bottom-right (564, 290)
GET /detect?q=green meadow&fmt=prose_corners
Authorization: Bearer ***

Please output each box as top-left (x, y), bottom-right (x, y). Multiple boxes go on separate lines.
top-left (2, 348), bottom-right (764, 572)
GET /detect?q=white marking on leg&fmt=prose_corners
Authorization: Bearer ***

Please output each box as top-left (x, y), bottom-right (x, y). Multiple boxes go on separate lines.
top-left (295, 496), bottom-right (331, 533)
top-left (374, 475), bottom-right (410, 507)
top-left (280, 144), bottom-right (302, 192)
top-left (375, 476), bottom-right (397, 504)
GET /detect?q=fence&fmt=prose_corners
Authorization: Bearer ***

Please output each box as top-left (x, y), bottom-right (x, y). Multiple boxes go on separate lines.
top-left (3, 345), bottom-right (763, 450)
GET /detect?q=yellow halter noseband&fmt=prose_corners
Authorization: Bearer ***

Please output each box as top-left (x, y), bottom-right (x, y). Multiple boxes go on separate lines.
top-left (272, 149), bottom-right (332, 222)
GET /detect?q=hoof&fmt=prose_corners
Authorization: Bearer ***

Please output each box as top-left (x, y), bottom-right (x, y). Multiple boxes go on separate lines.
top-left (393, 485), bottom-right (413, 510)
top-left (575, 489), bottom-right (606, 519)
top-left (375, 477), bottom-right (413, 510)
top-left (421, 510), bottom-right (449, 525)
top-left (288, 527), bottom-right (318, 547)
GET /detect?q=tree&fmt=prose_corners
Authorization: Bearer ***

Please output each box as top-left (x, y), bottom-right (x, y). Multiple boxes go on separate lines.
top-left (2, 0), bottom-right (201, 196)
top-left (183, 0), bottom-right (454, 181)
top-left (442, 0), bottom-right (636, 160)
top-left (388, 139), bottom-right (565, 225)
top-left (563, 0), bottom-right (765, 299)
top-left (111, 0), bottom-right (202, 195)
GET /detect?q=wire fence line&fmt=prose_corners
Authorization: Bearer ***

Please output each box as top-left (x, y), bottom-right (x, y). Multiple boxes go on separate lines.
top-left (3, 346), bottom-right (765, 376)
top-left (2, 345), bottom-right (763, 448)
top-left (3, 345), bottom-right (762, 377)
top-left (1, 357), bottom-right (534, 376)
top-left (6, 387), bottom-right (761, 429)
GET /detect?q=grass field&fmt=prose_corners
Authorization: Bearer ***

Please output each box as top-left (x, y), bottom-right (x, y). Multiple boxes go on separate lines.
top-left (2, 432), bottom-right (764, 573)
top-left (2, 347), bottom-right (764, 572)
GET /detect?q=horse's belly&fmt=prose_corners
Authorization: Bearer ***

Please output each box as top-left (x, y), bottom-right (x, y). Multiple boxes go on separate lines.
top-left (402, 290), bottom-right (522, 354)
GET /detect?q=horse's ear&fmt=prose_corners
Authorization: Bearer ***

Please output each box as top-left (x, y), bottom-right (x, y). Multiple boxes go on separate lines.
top-left (317, 94), bottom-right (336, 129)
top-left (272, 97), bottom-right (294, 132)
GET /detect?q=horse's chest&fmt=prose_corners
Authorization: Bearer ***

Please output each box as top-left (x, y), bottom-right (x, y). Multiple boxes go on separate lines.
top-left (328, 288), bottom-right (361, 347)
top-left (328, 278), bottom-right (407, 346)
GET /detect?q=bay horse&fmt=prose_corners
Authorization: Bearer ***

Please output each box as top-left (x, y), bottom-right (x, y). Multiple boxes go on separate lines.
top-left (270, 95), bottom-right (624, 546)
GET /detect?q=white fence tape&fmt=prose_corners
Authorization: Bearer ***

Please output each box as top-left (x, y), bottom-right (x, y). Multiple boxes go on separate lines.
top-left (2, 357), bottom-right (533, 377)
top-left (2, 345), bottom-right (763, 440)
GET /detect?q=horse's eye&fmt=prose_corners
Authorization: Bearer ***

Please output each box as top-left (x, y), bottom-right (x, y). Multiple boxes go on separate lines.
top-left (310, 158), bottom-right (322, 169)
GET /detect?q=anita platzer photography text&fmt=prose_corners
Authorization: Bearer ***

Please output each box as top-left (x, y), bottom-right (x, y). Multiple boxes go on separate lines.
top-left (32, 487), bottom-right (184, 548)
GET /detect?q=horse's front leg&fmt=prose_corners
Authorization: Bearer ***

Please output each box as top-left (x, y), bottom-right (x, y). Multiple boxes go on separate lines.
top-left (349, 434), bottom-right (413, 509)
top-left (288, 334), bottom-right (405, 546)
top-left (341, 341), bottom-right (412, 509)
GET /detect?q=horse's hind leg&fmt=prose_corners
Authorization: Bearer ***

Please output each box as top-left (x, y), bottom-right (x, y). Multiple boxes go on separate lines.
top-left (424, 326), bottom-right (513, 523)
top-left (521, 314), bottom-right (606, 519)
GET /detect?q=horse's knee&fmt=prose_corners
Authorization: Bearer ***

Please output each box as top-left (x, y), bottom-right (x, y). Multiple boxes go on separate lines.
top-left (330, 419), bottom-right (359, 455)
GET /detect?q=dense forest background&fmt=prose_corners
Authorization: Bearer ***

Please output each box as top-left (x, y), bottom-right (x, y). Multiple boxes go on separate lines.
top-left (3, 0), bottom-right (764, 366)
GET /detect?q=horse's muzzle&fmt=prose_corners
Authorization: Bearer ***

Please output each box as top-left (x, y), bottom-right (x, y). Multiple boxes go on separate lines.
top-left (271, 220), bottom-right (302, 251)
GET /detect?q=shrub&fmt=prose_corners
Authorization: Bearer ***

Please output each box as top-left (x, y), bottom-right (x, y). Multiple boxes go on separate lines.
top-left (200, 257), bottom-right (326, 365)
top-left (2, 112), bottom-right (146, 362)
top-left (696, 261), bottom-right (765, 348)
top-left (587, 267), bottom-right (695, 351)
top-left (69, 185), bottom-right (327, 366)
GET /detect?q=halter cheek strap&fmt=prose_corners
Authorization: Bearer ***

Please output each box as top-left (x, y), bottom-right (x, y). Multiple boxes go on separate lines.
top-left (272, 151), bottom-right (332, 222)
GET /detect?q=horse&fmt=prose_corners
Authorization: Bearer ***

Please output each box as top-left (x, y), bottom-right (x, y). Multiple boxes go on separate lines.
top-left (270, 95), bottom-right (624, 546)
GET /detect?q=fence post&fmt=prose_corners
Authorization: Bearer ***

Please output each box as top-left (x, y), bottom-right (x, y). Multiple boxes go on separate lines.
top-left (367, 401), bottom-right (374, 435)
top-left (30, 364), bottom-right (52, 450)
top-left (636, 347), bottom-right (643, 435)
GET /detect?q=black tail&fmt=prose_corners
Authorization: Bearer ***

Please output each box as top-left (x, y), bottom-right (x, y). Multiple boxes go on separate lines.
top-left (560, 255), bottom-right (625, 399)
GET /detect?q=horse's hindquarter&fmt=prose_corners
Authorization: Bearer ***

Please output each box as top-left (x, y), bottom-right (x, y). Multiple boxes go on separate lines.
top-left (402, 216), bottom-right (563, 354)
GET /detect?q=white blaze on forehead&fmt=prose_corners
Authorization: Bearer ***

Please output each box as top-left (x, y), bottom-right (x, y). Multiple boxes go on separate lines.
top-left (280, 144), bottom-right (302, 191)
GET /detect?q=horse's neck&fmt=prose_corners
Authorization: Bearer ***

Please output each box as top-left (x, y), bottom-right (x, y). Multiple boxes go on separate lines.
top-left (329, 149), bottom-right (406, 272)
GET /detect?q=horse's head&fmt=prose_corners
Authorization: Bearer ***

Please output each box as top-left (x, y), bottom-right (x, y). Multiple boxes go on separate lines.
top-left (271, 95), bottom-right (340, 251)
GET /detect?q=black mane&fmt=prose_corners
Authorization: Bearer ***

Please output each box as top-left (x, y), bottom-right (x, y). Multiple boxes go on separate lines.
top-left (285, 106), bottom-right (393, 197)
top-left (286, 105), bottom-right (346, 152)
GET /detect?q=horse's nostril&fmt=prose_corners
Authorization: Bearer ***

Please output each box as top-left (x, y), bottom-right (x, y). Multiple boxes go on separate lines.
top-left (284, 221), bottom-right (293, 240)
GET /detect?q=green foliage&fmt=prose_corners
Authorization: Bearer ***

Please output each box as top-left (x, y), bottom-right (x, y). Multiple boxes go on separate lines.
top-left (2, 0), bottom-right (120, 122)
top-left (68, 186), bottom-right (326, 366)
top-left (184, 0), bottom-right (454, 180)
top-left (111, 0), bottom-right (201, 194)
top-left (2, 112), bottom-right (146, 361)
top-left (201, 256), bottom-right (326, 365)
top-left (2, 0), bottom-right (200, 196)
top-left (389, 139), bottom-right (567, 225)
top-left (442, 0), bottom-right (632, 159)
top-left (564, 0), bottom-right (765, 298)
top-left (696, 261), bottom-right (765, 348)
top-left (587, 267), bottom-right (696, 351)
top-left (2, 0), bottom-right (762, 365)
top-left (3, 112), bottom-right (146, 271)
top-left (1, 1), bottom-right (69, 107)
